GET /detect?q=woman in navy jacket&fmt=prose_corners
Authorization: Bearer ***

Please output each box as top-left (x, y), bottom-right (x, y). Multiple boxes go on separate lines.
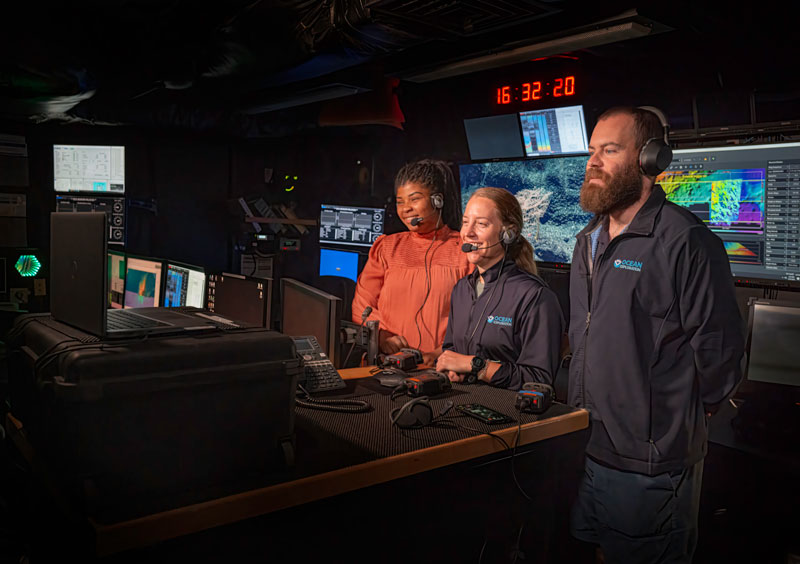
top-left (436, 187), bottom-right (564, 390)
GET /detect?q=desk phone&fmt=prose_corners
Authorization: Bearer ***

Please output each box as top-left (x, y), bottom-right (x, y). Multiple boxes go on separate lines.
top-left (292, 336), bottom-right (346, 392)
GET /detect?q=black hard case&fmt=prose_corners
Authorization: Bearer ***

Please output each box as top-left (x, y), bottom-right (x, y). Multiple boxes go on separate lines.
top-left (8, 314), bottom-right (301, 521)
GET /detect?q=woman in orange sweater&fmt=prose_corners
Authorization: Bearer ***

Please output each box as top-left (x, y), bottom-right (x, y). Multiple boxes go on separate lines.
top-left (351, 159), bottom-right (472, 366)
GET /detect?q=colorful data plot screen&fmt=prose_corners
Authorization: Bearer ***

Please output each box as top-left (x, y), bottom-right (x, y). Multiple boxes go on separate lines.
top-left (518, 105), bottom-right (588, 157)
top-left (53, 145), bottom-right (125, 193)
top-left (163, 263), bottom-right (206, 308)
top-left (124, 257), bottom-right (163, 309)
top-left (108, 250), bottom-right (126, 309)
top-left (657, 142), bottom-right (800, 285)
top-left (459, 155), bottom-right (591, 265)
top-left (319, 248), bottom-right (359, 282)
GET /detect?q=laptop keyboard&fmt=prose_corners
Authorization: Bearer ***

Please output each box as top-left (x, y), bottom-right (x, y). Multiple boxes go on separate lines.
top-left (107, 309), bottom-right (167, 331)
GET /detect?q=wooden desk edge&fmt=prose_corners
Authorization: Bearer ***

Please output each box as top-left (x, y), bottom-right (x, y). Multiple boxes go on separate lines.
top-left (93, 407), bottom-right (588, 556)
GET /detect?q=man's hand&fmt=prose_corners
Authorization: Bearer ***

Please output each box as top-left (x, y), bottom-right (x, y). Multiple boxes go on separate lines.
top-left (436, 350), bottom-right (473, 375)
top-left (379, 330), bottom-right (409, 354)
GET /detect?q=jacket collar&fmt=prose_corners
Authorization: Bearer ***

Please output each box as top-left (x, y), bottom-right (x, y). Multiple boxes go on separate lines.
top-left (576, 184), bottom-right (667, 239)
top-left (469, 256), bottom-right (514, 285)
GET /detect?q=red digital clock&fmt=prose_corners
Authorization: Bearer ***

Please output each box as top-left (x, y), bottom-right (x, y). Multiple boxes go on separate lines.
top-left (496, 76), bottom-right (576, 105)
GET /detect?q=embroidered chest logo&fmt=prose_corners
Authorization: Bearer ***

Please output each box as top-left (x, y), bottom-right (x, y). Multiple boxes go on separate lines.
top-left (613, 258), bottom-right (643, 272)
top-left (487, 315), bottom-right (513, 327)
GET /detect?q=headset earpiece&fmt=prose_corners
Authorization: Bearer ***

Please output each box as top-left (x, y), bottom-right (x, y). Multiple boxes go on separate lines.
top-left (430, 193), bottom-right (444, 209)
top-left (501, 227), bottom-right (516, 246)
top-left (390, 396), bottom-right (433, 429)
top-left (637, 106), bottom-right (673, 177)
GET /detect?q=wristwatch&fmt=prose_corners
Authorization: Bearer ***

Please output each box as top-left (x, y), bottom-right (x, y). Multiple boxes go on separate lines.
top-left (466, 355), bottom-right (486, 384)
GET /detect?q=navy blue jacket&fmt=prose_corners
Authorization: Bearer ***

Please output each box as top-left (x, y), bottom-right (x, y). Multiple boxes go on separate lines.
top-left (443, 258), bottom-right (564, 390)
top-left (568, 185), bottom-right (745, 476)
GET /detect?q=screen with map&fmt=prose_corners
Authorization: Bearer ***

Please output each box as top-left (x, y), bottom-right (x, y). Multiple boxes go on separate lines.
top-left (458, 155), bottom-right (591, 265)
top-left (657, 142), bottom-right (800, 286)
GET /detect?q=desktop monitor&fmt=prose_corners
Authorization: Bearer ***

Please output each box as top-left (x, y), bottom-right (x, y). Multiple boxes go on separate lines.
top-left (657, 142), bottom-right (800, 287)
top-left (463, 114), bottom-right (525, 160)
top-left (518, 105), bottom-right (589, 158)
top-left (206, 273), bottom-right (271, 328)
top-left (458, 155), bottom-right (591, 265)
top-left (53, 144), bottom-right (125, 194)
top-left (123, 256), bottom-right (164, 309)
top-left (280, 278), bottom-right (342, 367)
top-left (108, 250), bottom-right (126, 309)
top-left (319, 204), bottom-right (384, 248)
top-left (737, 298), bottom-right (800, 441)
top-left (319, 248), bottom-right (359, 283)
top-left (744, 299), bottom-right (800, 391)
top-left (163, 262), bottom-right (207, 308)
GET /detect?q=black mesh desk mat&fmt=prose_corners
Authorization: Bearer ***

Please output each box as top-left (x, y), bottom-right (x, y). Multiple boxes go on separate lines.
top-left (294, 381), bottom-right (576, 476)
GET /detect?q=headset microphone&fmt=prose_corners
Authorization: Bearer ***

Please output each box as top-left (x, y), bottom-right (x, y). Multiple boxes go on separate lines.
top-left (461, 240), bottom-right (504, 253)
top-left (410, 211), bottom-right (437, 226)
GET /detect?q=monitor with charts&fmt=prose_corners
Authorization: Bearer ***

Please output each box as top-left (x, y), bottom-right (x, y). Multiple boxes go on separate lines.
top-left (53, 144), bottom-right (125, 194)
top-left (163, 262), bottom-right (207, 308)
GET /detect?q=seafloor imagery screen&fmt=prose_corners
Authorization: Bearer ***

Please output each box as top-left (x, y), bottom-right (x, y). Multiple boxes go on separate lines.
top-left (658, 142), bottom-right (800, 284)
top-left (459, 156), bottom-right (590, 265)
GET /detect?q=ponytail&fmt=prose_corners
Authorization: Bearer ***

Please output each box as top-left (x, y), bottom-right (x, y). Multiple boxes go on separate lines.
top-left (509, 236), bottom-right (538, 276)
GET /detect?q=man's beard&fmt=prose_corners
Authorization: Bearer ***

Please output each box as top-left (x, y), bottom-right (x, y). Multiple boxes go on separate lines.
top-left (580, 160), bottom-right (644, 215)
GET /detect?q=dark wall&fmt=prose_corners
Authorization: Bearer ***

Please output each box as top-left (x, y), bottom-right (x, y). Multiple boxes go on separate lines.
top-left (6, 36), bottom-right (800, 319)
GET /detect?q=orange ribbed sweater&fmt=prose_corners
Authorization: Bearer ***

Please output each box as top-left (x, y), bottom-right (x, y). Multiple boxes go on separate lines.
top-left (351, 226), bottom-right (472, 352)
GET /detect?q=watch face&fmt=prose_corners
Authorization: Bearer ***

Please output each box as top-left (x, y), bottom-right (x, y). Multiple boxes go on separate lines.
top-left (471, 356), bottom-right (486, 371)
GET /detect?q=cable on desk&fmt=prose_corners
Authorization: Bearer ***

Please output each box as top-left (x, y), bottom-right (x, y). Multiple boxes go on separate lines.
top-left (295, 384), bottom-right (372, 413)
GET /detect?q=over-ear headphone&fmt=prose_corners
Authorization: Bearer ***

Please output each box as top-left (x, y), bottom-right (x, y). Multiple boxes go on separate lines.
top-left (390, 396), bottom-right (433, 428)
top-left (637, 106), bottom-right (673, 177)
top-left (430, 192), bottom-right (444, 210)
top-left (500, 226), bottom-right (517, 246)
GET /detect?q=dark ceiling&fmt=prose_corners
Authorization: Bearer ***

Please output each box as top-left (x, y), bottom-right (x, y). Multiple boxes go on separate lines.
top-left (0, 1), bottom-right (794, 137)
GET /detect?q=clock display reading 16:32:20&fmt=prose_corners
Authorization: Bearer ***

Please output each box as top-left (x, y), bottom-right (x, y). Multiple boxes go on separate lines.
top-left (495, 76), bottom-right (576, 104)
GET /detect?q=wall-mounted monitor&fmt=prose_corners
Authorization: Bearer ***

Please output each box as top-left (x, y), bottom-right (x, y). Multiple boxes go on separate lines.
top-left (319, 248), bottom-right (359, 282)
top-left (319, 204), bottom-right (384, 248)
top-left (657, 142), bottom-right (800, 287)
top-left (518, 105), bottom-right (589, 158)
top-left (163, 262), bottom-right (206, 308)
top-left (53, 144), bottom-right (125, 194)
top-left (108, 250), bottom-right (126, 309)
top-left (280, 278), bottom-right (342, 367)
top-left (123, 256), bottom-right (163, 309)
top-left (463, 114), bottom-right (525, 160)
top-left (206, 273), bottom-right (271, 328)
top-left (459, 155), bottom-right (591, 266)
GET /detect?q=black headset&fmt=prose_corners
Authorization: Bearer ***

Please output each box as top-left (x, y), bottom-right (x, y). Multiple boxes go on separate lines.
top-left (637, 106), bottom-right (673, 177)
top-left (390, 396), bottom-right (434, 428)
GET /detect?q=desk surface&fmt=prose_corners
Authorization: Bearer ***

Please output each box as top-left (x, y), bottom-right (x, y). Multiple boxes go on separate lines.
top-left (7, 367), bottom-right (589, 557)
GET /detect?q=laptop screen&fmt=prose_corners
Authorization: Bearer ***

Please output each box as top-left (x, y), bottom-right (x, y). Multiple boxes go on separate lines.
top-left (124, 257), bottom-right (163, 309)
top-left (164, 263), bottom-right (206, 308)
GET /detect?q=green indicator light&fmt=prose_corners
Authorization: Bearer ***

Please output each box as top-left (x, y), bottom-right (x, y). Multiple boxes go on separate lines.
top-left (15, 255), bottom-right (41, 277)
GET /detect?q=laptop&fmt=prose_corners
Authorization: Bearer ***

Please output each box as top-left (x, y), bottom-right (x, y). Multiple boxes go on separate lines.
top-left (50, 212), bottom-right (224, 338)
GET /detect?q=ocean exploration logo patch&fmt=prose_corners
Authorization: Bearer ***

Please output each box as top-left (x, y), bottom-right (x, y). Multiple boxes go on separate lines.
top-left (613, 258), bottom-right (643, 272)
top-left (487, 315), bottom-right (513, 327)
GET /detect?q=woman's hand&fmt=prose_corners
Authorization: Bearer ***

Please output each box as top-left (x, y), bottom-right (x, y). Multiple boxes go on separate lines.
top-left (421, 348), bottom-right (443, 368)
top-left (436, 350), bottom-right (474, 376)
top-left (379, 330), bottom-right (409, 354)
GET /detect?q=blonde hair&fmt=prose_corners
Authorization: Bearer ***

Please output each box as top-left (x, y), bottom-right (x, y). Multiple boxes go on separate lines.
top-left (470, 187), bottom-right (538, 275)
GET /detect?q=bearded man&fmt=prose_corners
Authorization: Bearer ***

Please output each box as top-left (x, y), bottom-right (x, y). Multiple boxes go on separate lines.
top-left (567, 107), bottom-right (745, 564)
